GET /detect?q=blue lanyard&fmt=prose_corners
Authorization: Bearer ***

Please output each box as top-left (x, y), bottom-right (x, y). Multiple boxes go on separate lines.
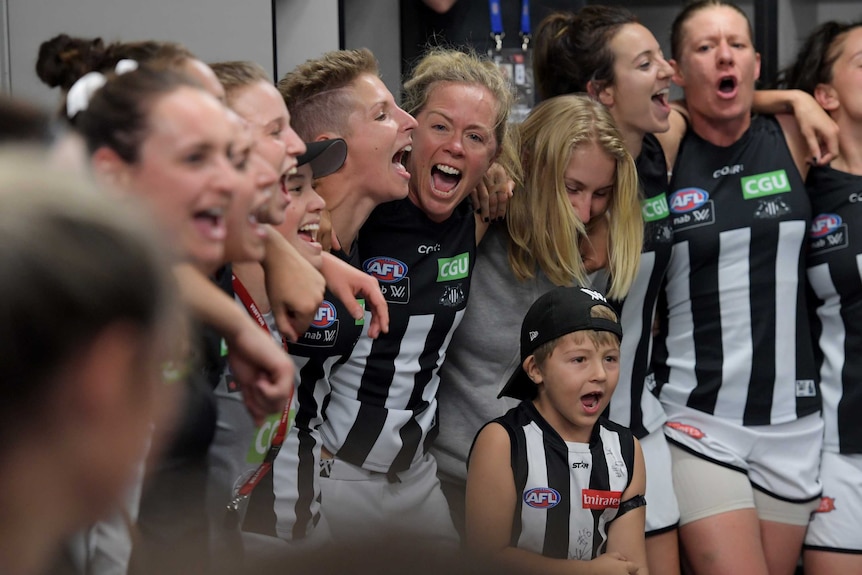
top-left (489, 0), bottom-right (531, 51)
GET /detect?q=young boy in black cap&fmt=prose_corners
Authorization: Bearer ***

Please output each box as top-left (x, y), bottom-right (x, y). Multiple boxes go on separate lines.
top-left (465, 286), bottom-right (647, 574)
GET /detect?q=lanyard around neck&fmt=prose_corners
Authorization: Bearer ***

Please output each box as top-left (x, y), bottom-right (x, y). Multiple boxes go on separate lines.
top-left (488, 0), bottom-right (531, 51)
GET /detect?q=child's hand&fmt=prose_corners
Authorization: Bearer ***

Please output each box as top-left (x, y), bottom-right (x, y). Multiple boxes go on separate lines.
top-left (584, 552), bottom-right (640, 575)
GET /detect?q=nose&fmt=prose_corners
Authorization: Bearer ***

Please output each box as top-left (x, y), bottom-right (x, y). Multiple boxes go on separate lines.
top-left (282, 126), bottom-right (306, 163)
top-left (716, 40), bottom-right (733, 65)
top-left (399, 107), bottom-right (418, 132)
top-left (309, 188), bottom-right (326, 212)
top-left (571, 193), bottom-right (592, 224)
top-left (657, 56), bottom-right (674, 79)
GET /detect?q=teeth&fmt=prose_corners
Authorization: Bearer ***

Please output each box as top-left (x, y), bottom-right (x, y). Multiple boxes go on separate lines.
top-left (435, 164), bottom-right (461, 175)
top-left (403, 145), bottom-right (412, 152)
top-left (287, 166), bottom-right (297, 175)
top-left (299, 223), bottom-right (319, 232)
top-left (201, 208), bottom-right (223, 218)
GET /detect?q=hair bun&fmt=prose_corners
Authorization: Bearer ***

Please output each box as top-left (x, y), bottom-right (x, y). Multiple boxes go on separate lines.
top-left (36, 34), bottom-right (107, 91)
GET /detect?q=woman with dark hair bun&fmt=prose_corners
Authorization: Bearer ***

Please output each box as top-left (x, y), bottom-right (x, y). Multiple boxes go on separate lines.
top-left (781, 19), bottom-right (862, 575)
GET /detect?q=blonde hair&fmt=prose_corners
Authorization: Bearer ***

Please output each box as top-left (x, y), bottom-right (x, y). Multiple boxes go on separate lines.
top-left (277, 49), bottom-right (379, 140)
top-left (401, 48), bottom-right (522, 186)
top-left (210, 60), bottom-right (271, 104)
top-left (533, 305), bottom-right (621, 367)
top-left (507, 94), bottom-right (642, 299)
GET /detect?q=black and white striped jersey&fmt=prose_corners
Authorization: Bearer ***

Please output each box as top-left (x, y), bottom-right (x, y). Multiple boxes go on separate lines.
top-left (321, 198), bottom-right (476, 474)
top-left (654, 115), bottom-right (819, 426)
top-left (480, 402), bottom-right (636, 560)
top-left (607, 134), bottom-right (674, 438)
top-left (265, 248), bottom-right (365, 540)
top-left (806, 165), bottom-right (862, 454)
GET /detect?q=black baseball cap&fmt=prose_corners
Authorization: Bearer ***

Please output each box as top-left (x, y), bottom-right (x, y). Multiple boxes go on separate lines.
top-left (296, 138), bottom-right (347, 179)
top-left (498, 286), bottom-right (623, 401)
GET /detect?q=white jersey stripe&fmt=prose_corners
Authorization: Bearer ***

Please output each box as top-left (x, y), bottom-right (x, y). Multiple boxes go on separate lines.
top-left (715, 228), bottom-right (753, 419)
top-left (772, 220), bottom-right (806, 420)
top-left (662, 241), bottom-right (698, 407)
top-left (808, 262), bottom-right (844, 451)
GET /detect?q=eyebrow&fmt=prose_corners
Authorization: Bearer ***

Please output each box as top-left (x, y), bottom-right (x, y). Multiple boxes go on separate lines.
top-left (426, 109), bottom-right (492, 134)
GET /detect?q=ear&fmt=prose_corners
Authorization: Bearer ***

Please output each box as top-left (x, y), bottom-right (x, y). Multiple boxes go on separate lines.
top-left (753, 51), bottom-right (762, 82)
top-left (814, 83), bottom-right (840, 112)
top-left (523, 355), bottom-right (543, 385)
top-left (90, 146), bottom-right (133, 191)
top-left (316, 132), bottom-right (340, 143)
top-left (669, 59), bottom-right (685, 87)
top-left (591, 81), bottom-right (615, 108)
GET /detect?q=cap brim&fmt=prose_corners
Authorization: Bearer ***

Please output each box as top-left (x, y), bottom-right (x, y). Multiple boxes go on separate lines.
top-left (498, 366), bottom-right (536, 401)
top-left (297, 138), bottom-right (347, 179)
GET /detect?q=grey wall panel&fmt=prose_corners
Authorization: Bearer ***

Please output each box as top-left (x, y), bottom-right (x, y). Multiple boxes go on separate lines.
top-left (274, 0), bottom-right (339, 81)
top-left (342, 0), bottom-right (401, 98)
top-left (7, 0), bottom-right (272, 107)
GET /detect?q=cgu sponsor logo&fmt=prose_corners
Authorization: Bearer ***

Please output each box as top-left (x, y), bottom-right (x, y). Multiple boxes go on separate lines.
top-left (642, 193), bottom-right (670, 222)
top-left (669, 188), bottom-right (709, 214)
top-left (364, 257), bottom-right (408, 283)
top-left (437, 252), bottom-right (470, 282)
top-left (741, 170), bottom-right (791, 199)
top-left (311, 300), bottom-right (337, 328)
top-left (810, 214), bottom-right (843, 239)
top-left (665, 421), bottom-right (705, 439)
top-left (524, 487), bottom-right (561, 509)
top-left (582, 489), bottom-right (622, 510)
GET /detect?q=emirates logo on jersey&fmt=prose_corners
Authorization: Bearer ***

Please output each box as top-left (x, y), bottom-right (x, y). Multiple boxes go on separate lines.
top-left (582, 489), bottom-right (621, 510)
top-left (665, 421), bottom-right (705, 439)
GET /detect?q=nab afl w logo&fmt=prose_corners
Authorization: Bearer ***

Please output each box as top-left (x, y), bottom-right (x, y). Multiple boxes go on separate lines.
top-left (524, 487), bottom-right (561, 509)
top-left (669, 188), bottom-right (709, 213)
top-left (311, 301), bottom-right (337, 328)
top-left (810, 214), bottom-right (842, 238)
top-left (363, 257), bottom-right (408, 283)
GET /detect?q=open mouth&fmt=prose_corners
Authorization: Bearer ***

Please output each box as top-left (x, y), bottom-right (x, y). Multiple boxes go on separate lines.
top-left (652, 88), bottom-right (670, 110)
top-left (392, 144), bottom-right (412, 178)
top-left (718, 76), bottom-right (737, 95)
top-left (580, 391), bottom-right (603, 414)
top-left (431, 163), bottom-right (462, 195)
top-left (298, 221), bottom-right (320, 244)
top-left (193, 207), bottom-right (226, 240)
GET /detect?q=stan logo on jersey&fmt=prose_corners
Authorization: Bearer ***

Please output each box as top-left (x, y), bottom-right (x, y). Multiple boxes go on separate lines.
top-left (524, 487), bottom-right (561, 509)
top-left (669, 188), bottom-right (715, 229)
top-left (582, 489), bottom-right (621, 510)
top-left (741, 170), bottom-right (791, 199)
top-left (809, 213), bottom-right (848, 255)
top-left (364, 256), bottom-right (410, 304)
top-left (437, 252), bottom-right (470, 282)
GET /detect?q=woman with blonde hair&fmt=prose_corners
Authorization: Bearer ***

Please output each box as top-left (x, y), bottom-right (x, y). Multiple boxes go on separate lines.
top-left (433, 93), bottom-right (642, 535)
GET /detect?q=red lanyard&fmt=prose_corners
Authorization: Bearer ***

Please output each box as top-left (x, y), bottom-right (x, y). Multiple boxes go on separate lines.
top-left (227, 274), bottom-right (295, 507)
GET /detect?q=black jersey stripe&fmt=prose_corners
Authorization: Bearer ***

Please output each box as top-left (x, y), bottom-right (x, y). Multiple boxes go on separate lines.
top-left (686, 231), bottom-right (724, 414)
top-left (542, 437), bottom-right (571, 558)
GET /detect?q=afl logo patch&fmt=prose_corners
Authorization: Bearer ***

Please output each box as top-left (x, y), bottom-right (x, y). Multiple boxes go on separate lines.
top-left (669, 188), bottom-right (709, 213)
top-left (524, 487), bottom-right (560, 509)
top-left (363, 257), bottom-right (408, 283)
top-left (311, 301), bottom-right (337, 328)
top-left (810, 214), bottom-right (842, 239)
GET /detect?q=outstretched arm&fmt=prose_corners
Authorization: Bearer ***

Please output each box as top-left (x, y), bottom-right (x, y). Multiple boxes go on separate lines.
top-left (173, 264), bottom-right (294, 426)
top-left (754, 89), bottom-right (838, 166)
top-left (261, 226), bottom-right (326, 341)
top-left (320, 251), bottom-right (390, 339)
